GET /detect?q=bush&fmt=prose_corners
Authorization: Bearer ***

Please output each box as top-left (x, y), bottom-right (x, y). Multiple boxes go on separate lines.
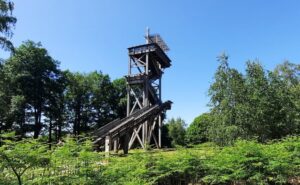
top-left (202, 137), bottom-right (300, 185)
top-left (186, 113), bottom-right (211, 145)
top-left (166, 118), bottom-right (186, 147)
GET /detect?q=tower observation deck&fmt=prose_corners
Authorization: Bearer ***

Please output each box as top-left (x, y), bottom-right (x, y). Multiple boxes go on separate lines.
top-left (93, 30), bottom-right (172, 154)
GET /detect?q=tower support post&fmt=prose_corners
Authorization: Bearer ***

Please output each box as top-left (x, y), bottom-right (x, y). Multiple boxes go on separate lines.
top-left (105, 135), bottom-right (112, 157)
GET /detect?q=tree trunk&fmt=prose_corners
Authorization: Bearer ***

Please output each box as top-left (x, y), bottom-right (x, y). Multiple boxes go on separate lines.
top-left (48, 117), bottom-right (52, 150)
top-left (73, 116), bottom-right (77, 136)
top-left (16, 174), bottom-right (22, 185)
top-left (55, 121), bottom-right (58, 142)
top-left (56, 121), bottom-right (62, 142)
top-left (74, 101), bottom-right (81, 137)
top-left (34, 101), bottom-right (43, 139)
top-left (0, 121), bottom-right (2, 147)
top-left (20, 108), bottom-right (26, 138)
top-left (57, 103), bottom-right (64, 142)
top-left (34, 109), bottom-right (39, 139)
top-left (33, 116), bottom-right (42, 138)
top-left (4, 154), bottom-right (23, 185)
top-left (77, 108), bottom-right (81, 137)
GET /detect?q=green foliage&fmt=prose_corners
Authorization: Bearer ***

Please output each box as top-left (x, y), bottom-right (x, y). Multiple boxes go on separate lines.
top-left (0, 0), bottom-right (16, 52)
top-left (44, 137), bottom-right (103, 185)
top-left (0, 137), bottom-right (49, 185)
top-left (0, 42), bottom-right (127, 139)
top-left (207, 54), bottom-right (300, 145)
top-left (64, 71), bottom-right (126, 136)
top-left (0, 123), bottom-right (283, 185)
top-left (202, 137), bottom-right (300, 185)
top-left (4, 41), bottom-right (62, 138)
top-left (203, 140), bottom-right (268, 184)
top-left (186, 113), bottom-right (211, 144)
top-left (111, 78), bottom-right (127, 119)
top-left (0, 135), bottom-right (104, 185)
top-left (101, 149), bottom-right (204, 185)
top-left (0, 135), bottom-right (299, 184)
top-left (208, 53), bottom-right (246, 145)
top-left (166, 118), bottom-right (186, 146)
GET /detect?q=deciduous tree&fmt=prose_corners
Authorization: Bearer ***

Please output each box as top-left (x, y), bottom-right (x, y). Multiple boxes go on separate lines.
top-left (5, 41), bottom-right (62, 138)
top-left (0, 0), bottom-right (16, 52)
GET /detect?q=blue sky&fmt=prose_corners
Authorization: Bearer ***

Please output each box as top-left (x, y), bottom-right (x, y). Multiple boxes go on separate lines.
top-left (1, 0), bottom-right (300, 124)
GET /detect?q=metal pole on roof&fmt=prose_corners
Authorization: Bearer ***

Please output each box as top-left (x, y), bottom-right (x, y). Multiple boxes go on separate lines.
top-left (146, 27), bottom-right (150, 44)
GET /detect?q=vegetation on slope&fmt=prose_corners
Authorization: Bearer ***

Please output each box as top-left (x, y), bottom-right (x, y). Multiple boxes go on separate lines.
top-left (1, 134), bottom-right (299, 185)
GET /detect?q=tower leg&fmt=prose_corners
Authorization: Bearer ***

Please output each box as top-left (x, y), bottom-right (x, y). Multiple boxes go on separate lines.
top-left (122, 133), bottom-right (130, 154)
top-left (143, 121), bottom-right (149, 148)
top-left (158, 115), bottom-right (162, 148)
top-left (105, 135), bottom-right (112, 157)
top-left (114, 138), bottom-right (119, 153)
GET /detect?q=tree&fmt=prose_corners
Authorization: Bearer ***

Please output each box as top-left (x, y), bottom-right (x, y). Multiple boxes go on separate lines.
top-left (1, 59), bottom-right (22, 136)
top-left (274, 61), bottom-right (300, 86)
top-left (186, 113), bottom-right (211, 144)
top-left (208, 53), bottom-right (245, 145)
top-left (207, 57), bottom-right (300, 145)
top-left (64, 71), bottom-right (126, 136)
top-left (0, 62), bottom-right (6, 135)
top-left (88, 71), bottom-right (115, 128)
top-left (64, 71), bottom-right (90, 136)
top-left (5, 41), bottom-right (62, 138)
top-left (166, 118), bottom-right (186, 146)
top-left (44, 71), bottom-right (66, 148)
top-left (111, 78), bottom-right (127, 119)
top-left (8, 95), bottom-right (26, 136)
top-left (0, 0), bottom-right (17, 52)
top-left (291, 83), bottom-right (300, 134)
top-left (244, 61), bottom-right (273, 142)
top-left (274, 61), bottom-right (300, 135)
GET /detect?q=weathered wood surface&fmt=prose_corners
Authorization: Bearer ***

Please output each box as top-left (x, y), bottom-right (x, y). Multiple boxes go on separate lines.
top-left (93, 101), bottom-right (172, 144)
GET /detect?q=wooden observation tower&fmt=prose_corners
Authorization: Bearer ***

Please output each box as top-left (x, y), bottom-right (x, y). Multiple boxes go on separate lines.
top-left (93, 29), bottom-right (172, 154)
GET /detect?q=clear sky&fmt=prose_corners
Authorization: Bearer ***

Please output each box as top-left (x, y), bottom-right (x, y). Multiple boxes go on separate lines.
top-left (1, 0), bottom-right (300, 124)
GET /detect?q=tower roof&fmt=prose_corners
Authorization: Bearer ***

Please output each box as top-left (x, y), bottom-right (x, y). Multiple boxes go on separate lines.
top-left (146, 34), bottom-right (170, 52)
